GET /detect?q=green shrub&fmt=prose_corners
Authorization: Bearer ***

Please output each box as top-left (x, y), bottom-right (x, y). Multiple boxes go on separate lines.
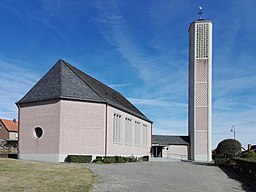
top-left (98, 155), bottom-right (148, 163)
top-left (117, 156), bottom-right (125, 163)
top-left (126, 156), bottom-right (137, 162)
top-left (66, 155), bottom-right (92, 163)
top-left (96, 156), bottom-right (103, 162)
top-left (137, 156), bottom-right (149, 162)
top-left (142, 156), bottom-right (149, 161)
top-left (214, 157), bottom-right (228, 166)
top-left (216, 139), bottom-right (242, 157)
top-left (213, 154), bottom-right (227, 166)
top-left (103, 156), bottom-right (117, 163)
top-left (123, 156), bottom-right (129, 162)
top-left (213, 153), bottom-right (225, 159)
top-left (242, 150), bottom-right (256, 158)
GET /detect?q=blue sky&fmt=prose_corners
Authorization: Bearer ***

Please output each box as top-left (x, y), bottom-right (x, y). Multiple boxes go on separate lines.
top-left (0, 0), bottom-right (255, 149)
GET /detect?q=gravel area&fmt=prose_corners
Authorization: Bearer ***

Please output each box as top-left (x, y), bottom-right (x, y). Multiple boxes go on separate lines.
top-left (85, 161), bottom-right (254, 192)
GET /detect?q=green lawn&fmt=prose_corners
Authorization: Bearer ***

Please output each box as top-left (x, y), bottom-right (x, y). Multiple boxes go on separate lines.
top-left (0, 158), bottom-right (95, 192)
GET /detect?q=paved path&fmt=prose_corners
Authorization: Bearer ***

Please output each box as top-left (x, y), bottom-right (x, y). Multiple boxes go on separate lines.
top-left (85, 161), bottom-right (254, 192)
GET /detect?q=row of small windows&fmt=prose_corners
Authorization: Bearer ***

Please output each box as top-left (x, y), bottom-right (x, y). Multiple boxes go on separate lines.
top-left (113, 114), bottom-right (148, 147)
top-left (196, 24), bottom-right (209, 58)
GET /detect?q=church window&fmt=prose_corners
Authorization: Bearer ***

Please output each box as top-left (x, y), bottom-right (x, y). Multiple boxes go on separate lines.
top-left (125, 118), bottom-right (132, 145)
top-left (34, 127), bottom-right (43, 139)
top-left (113, 114), bottom-right (121, 143)
top-left (135, 121), bottom-right (141, 146)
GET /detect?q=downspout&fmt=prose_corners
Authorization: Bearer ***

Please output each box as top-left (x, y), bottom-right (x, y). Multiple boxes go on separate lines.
top-left (17, 104), bottom-right (20, 159)
top-left (150, 123), bottom-right (153, 157)
top-left (104, 103), bottom-right (108, 157)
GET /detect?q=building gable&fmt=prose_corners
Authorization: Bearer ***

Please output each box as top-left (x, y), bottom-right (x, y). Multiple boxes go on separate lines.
top-left (17, 60), bottom-right (103, 104)
top-left (17, 60), bottom-right (152, 123)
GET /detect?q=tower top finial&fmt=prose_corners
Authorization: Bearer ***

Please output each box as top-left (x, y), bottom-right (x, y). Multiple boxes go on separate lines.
top-left (198, 6), bottom-right (203, 20)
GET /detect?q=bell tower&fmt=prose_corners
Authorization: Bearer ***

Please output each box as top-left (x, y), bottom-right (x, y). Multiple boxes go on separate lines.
top-left (188, 7), bottom-right (213, 162)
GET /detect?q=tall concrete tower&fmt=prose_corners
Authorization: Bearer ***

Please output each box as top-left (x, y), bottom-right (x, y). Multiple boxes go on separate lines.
top-left (188, 8), bottom-right (212, 162)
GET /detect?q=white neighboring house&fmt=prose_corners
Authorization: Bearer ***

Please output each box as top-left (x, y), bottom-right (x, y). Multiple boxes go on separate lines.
top-left (152, 135), bottom-right (189, 160)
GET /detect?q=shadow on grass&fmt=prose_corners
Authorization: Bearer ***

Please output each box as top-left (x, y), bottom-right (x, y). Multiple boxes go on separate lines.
top-left (220, 166), bottom-right (256, 192)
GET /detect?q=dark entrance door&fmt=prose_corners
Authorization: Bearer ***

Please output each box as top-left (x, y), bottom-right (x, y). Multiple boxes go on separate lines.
top-left (152, 146), bottom-right (163, 157)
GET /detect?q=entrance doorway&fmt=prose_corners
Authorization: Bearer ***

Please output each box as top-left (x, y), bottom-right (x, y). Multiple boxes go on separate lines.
top-left (151, 146), bottom-right (163, 157)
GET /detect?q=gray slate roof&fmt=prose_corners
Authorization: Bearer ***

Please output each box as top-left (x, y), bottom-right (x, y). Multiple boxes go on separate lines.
top-left (152, 135), bottom-right (189, 145)
top-left (17, 60), bottom-right (152, 123)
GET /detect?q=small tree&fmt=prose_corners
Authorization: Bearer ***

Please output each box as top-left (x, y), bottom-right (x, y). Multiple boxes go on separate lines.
top-left (242, 150), bottom-right (256, 158)
top-left (216, 139), bottom-right (242, 157)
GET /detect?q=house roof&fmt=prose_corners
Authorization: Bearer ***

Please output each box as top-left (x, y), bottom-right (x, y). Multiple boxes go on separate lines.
top-left (152, 135), bottom-right (190, 145)
top-left (17, 59), bottom-right (152, 123)
top-left (0, 119), bottom-right (18, 132)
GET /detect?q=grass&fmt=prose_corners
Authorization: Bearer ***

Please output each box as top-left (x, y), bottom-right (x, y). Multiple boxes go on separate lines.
top-left (0, 158), bottom-right (96, 192)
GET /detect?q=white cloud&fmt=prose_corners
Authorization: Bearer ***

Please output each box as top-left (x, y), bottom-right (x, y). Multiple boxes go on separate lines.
top-left (0, 59), bottom-right (39, 120)
top-left (92, 1), bottom-right (195, 139)
top-left (94, 1), bottom-right (188, 100)
top-left (108, 83), bottom-right (132, 88)
top-left (128, 98), bottom-right (187, 108)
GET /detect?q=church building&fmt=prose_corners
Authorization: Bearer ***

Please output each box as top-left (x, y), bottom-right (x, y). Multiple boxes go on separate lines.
top-left (16, 60), bottom-right (152, 162)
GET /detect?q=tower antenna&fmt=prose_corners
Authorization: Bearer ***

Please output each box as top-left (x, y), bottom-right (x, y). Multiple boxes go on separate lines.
top-left (198, 6), bottom-right (203, 20)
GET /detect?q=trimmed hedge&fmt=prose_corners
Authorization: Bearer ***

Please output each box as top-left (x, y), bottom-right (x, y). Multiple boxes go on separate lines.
top-left (143, 156), bottom-right (149, 161)
top-left (66, 155), bottom-right (92, 163)
top-left (128, 156), bottom-right (137, 162)
top-left (96, 156), bottom-right (103, 162)
top-left (93, 155), bottom-right (149, 164)
top-left (102, 156), bottom-right (117, 163)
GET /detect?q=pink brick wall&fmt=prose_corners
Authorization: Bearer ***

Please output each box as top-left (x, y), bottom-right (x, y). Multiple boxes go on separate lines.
top-left (196, 107), bottom-right (208, 130)
top-left (19, 99), bottom-right (152, 162)
top-left (106, 106), bottom-right (152, 156)
top-left (59, 100), bottom-right (105, 155)
top-left (196, 131), bottom-right (208, 155)
top-left (19, 101), bottom-right (60, 154)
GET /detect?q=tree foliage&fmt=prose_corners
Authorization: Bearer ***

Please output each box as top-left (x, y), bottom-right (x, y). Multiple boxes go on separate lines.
top-left (216, 139), bottom-right (242, 157)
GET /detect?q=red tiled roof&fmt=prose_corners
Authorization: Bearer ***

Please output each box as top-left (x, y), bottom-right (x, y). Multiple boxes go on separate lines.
top-left (1, 119), bottom-right (18, 132)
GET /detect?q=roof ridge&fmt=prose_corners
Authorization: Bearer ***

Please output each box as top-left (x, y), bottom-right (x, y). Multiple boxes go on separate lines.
top-left (0, 118), bottom-right (18, 123)
top-left (58, 60), bottom-right (63, 99)
top-left (60, 60), bottom-right (106, 102)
